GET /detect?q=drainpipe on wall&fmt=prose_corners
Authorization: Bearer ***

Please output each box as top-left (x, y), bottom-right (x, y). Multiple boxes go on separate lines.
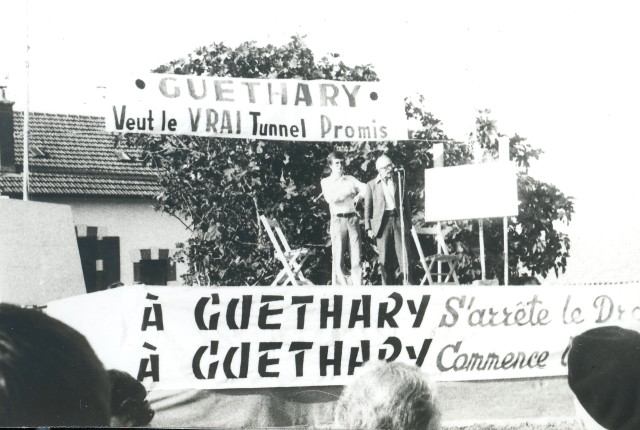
top-left (0, 87), bottom-right (16, 174)
top-left (23, 1), bottom-right (30, 201)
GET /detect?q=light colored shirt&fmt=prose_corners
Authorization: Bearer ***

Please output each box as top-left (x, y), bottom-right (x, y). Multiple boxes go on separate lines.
top-left (321, 174), bottom-right (367, 215)
top-left (377, 175), bottom-right (396, 210)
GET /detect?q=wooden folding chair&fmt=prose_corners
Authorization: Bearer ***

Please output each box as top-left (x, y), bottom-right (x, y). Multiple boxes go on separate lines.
top-left (411, 224), bottom-right (460, 285)
top-left (260, 215), bottom-right (312, 286)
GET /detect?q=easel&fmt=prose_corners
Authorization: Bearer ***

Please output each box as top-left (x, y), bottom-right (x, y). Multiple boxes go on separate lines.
top-left (474, 137), bottom-right (511, 285)
top-left (427, 140), bottom-right (515, 285)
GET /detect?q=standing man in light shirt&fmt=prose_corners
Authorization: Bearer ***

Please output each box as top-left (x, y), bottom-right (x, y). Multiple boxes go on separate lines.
top-left (321, 151), bottom-right (368, 286)
top-left (365, 154), bottom-right (414, 285)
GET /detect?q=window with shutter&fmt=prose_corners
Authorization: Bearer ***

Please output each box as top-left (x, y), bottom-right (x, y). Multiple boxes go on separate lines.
top-left (131, 248), bottom-right (177, 285)
top-left (167, 260), bottom-right (177, 282)
top-left (139, 260), bottom-right (168, 285)
top-left (77, 236), bottom-right (98, 293)
top-left (76, 226), bottom-right (120, 292)
top-left (133, 262), bottom-right (141, 283)
top-left (99, 237), bottom-right (120, 289)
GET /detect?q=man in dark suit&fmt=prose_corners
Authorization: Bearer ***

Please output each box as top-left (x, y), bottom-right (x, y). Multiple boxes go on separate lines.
top-left (364, 155), bottom-right (414, 285)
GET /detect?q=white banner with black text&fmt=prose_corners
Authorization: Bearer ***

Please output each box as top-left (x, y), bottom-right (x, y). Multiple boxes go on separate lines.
top-left (45, 285), bottom-right (640, 390)
top-left (105, 74), bottom-right (407, 141)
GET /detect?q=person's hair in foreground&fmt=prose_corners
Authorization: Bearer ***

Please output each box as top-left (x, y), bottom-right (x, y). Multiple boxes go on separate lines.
top-left (335, 360), bottom-right (440, 430)
top-left (109, 369), bottom-right (155, 426)
top-left (0, 303), bottom-right (111, 426)
top-left (568, 325), bottom-right (640, 430)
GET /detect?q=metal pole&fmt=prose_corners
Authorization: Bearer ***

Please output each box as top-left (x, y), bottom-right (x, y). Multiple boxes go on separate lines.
top-left (479, 219), bottom-right (486, 281)
top-left (437, 221), bottom-right (443, 283)
top-left (473, 139), bottom-right (487, 282)
top-left (432, 144), bottom-right (445, 283)
top-left (499, 137), bottom-right (510, 286)
top-left (398, 169), bottom-right (408, 285)
top-left (22, 0), bottom-right (30, 201)
top-left (503, 216), bottom-right (508, 285)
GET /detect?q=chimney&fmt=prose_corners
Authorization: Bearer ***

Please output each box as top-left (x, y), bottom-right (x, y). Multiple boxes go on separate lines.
top-left (0, 87), bottom-right (16, 173)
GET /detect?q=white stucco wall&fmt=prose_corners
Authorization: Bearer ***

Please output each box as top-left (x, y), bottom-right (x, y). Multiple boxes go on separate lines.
top-left (37, 196), bottom-right (190, 285)
top-left (0, 199), bottom-right (86, 305)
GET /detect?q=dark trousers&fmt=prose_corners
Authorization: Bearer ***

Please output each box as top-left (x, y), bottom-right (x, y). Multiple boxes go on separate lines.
top-left (376, 212), bottom-right (414, 285)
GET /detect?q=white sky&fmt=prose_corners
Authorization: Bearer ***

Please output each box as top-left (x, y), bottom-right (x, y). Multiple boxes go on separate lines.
top-left (3, 0), bottom-right (640, 282)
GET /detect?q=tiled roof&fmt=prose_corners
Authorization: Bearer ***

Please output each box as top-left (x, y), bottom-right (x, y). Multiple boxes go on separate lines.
top-left (0, 173), bottom-right (160, 197)
top-left (0, 111), bottom-right (160, 197)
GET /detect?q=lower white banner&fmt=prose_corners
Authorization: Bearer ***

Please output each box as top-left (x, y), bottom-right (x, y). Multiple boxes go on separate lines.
top-left (45, 285), bottom-right (640, 390)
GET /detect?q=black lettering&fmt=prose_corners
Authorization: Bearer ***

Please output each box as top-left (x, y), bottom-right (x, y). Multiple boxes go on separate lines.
top-left (137, 355), bottom-right (159, 382)
top-left (226, 295), bottom-right (252, 329)
top-left (406, 339), bottom-right (432, 367)
top-left (320, 341), bottom-right (343, 376)
top-left (436, 341), bottom-right (461, 372)
top-left (320, 84), bottom-right (339, 106)
top-left (292, 296), bottom-right (314, 329)
top-left (194, 294), bottom-right (219, 330)
top-left (192, 341), bottom-right (218, 379)
top-left (258, 295), bottom-right (284, 329)
top-left (206, 109), bottom-right (219, 132)
top-left (377, 292), bottom-right (402, 328)
top-left (289, 342), bottom-right (313, 377)
top-left (294, 83), bottom-right (312, 106)
top-left (348, 296), bottom-right (371, 328)
top-left (408, 295), bottom-right (431, 328)
top-left (187, 78), bottom-right (207, 100)
top-left (159, 77), bottom-right (180, 98)
top-left (250, 111), bottom-right (261, 135)
top-left (220, 110), bottom-right (233, 133)
top-left (321, 296), bottom-right (343, 329)
top-left (342, 84), bottom-right (360, 107)
top-left (439, 296), bottom-right (463, 327)
top-left (258, 342), bottom-right (282, 377)
top-left (242, 82), bottom-right (260, 103)
top-left (594, 295), bottom-right (614, 323)
top-left (214, 80), bottom-right (234, 101)
top-left (113, 105), bottom-right (126, 130)
top-left (223, 343), bottom-right (250, 379)
top-left (141, 304), bottom-right (164, 330)
top-left (378, 336), bottom-right (402, 361)
top-left (189, 108), bottom-right (201, 132)
top-left (348, 341), bottom-right (370, 375)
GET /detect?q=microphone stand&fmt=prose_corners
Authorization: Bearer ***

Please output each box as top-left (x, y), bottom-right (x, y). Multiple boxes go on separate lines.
top-left (397, 168), bottom-right (408, 285)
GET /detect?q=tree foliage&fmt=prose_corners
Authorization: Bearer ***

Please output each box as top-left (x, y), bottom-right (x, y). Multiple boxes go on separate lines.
top-left (118, 36), bottom-right (574, 286)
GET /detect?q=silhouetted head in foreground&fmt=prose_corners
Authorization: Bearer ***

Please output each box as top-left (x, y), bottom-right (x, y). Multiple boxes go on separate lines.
top-left (0, 303), bottom-right (110, 426)
top-left (519, 275), bottom-right (541, 285)
top-left (108, 369), bottom-right (155, 426)
top-left (335, 360), bottom-right (440, 430)
top-left (568, 325), bottom-right (640, 430)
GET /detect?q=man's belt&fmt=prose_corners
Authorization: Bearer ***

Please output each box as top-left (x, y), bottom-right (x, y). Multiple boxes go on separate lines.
top-left (384, 209), bottom-right (398, 216)
top-left (335, 212), bottom-right (357, 218)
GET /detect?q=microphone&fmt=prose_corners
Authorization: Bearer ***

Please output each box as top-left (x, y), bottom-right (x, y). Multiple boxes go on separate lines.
top-left (393, 167), bottom-right (405, 172)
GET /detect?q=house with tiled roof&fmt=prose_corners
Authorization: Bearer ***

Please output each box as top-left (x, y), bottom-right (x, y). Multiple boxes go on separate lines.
top-left (0, 92), bottom-right (189, 291)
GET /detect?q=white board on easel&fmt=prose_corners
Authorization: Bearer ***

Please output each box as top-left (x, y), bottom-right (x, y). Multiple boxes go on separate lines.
top-left (0, 199), bottom-right (86, 306)
top-left (424, 161), bottom-right (518, 222)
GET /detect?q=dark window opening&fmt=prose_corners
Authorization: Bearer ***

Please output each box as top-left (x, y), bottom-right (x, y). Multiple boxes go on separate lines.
top-left (139, 260), bottom-right (168, 286)
top-left (133, 257), bottom-right (176, 286)
top-left (76, 234), bottom-right (120, 293)
top-left (77, 236), bottom-right (98, 293)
